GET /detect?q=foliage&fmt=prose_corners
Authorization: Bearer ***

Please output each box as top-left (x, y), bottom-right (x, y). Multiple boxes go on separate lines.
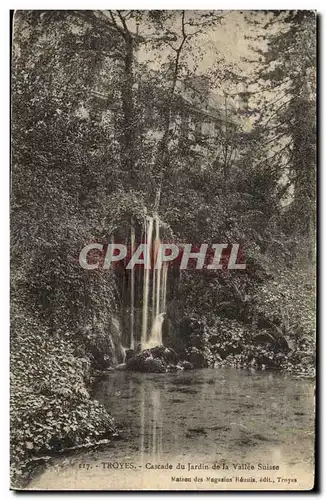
top-left (10, 301), bottom-right (116, 487)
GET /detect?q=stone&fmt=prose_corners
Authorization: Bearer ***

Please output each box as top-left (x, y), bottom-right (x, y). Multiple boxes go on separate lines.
top-left (178, 360), bottom-right (194, 371)
top-left (103, 354), bottom-right (112, 369)
top-left (115, 363), bottom-right (127, 370)
top-left (253, 330), bottom-right (290, 353)
top-left (125, 349), bottom-right (135, 362)
top-left (187, 347), bottom-right (209, 369)
top-left (126, 346), bottom-right (179, 373)
top-left (144, 358), bottom-right (166, 373)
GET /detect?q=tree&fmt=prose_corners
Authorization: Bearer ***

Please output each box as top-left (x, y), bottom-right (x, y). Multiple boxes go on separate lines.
top-left (245, 11), bottom-right (316, 256)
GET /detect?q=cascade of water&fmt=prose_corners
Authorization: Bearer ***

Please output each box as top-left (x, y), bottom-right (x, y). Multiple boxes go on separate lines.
top-left (130, 224), bottom-right (135, 349)
top-left (141, 216), bottom-right (153, 349)
top-left (151, 243), bottom-right (156, 326)
top-left (121, 346), bottom-right (126, 364)
top-left (136, 214), bottom-right (169, 351)
top-left (111, 316), bottom-right (127, 363)
top-left (161, 264), bottom-right (168, 312)
top-left (147, 312), bottom-right (166, 348)
top-left (154, 216), bottom-right (161, 318)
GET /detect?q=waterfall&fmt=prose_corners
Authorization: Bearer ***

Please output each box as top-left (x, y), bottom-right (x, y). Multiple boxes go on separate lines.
top-left (155, 217), bottom-right (161, 318)
top-left (147, 217), bottom-right (168, 349)
top-left (111, 316), bottom-right (127, 364)
top-left (147, 312), bottom-right (166, 349)
top-left (161, 264), bottom-right (168, 312)
top-left (151, 242), bottom-right (156, 326)
top-left (141, 216), bottom-right (153, 349)
top-left (129, 215), bottom-right (168, 351)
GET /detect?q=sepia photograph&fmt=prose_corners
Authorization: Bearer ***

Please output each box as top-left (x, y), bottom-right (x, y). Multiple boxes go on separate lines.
top-left (10, 9), bottom-right (316, 490)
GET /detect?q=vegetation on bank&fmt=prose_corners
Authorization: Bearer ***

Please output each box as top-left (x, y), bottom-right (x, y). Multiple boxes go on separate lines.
top-left (10, 300), bottom-right (119, 488)
top-left (170, 260), bottom-right (315, 378)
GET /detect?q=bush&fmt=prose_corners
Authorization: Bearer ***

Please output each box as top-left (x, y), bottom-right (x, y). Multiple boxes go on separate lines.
top-left (10, 303), bottom-right (116, 488)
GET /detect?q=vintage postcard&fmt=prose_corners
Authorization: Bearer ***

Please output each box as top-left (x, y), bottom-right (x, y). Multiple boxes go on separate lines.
top-left (10, 10), bottom-right (316, 490)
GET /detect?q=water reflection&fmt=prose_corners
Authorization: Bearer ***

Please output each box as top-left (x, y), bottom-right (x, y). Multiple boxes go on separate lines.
top-left (29, 368), bottom-right (315, 490)
top-left (95, 368), bottom-right (314, 469)
top-left (139, 385), bottom-right (163, 462)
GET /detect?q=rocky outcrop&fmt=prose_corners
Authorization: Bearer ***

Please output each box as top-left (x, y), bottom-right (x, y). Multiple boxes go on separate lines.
top-left (115, 363), bottom-right (127, 371)
top-left (125, 349), bottom-right (135, 362)
top-left (178, 360), bottom-right (194, 371)
top-left (126, 346), bottom-right (179, 373)
top-left (185, 347), bottom-right (208, 368)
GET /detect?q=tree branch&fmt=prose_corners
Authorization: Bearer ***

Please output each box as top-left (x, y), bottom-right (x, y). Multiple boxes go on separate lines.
top-left (117, 10), bottom-right (131, 35)
top-left (108, 10), bottom-right (125, 36)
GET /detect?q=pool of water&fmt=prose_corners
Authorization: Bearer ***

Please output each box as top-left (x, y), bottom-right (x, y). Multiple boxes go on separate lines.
top-left (29, 368), bottom-right (315, 490)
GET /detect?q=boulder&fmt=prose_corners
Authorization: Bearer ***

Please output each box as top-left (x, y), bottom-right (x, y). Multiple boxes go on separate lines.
top-left (144, 358), bottom-right (166, 373)
top-left (253, 331), bottom-right (276, 345)
top-left (186, 347), bottom-right (209, 368)
top-left (103, 354), bottom-right (112, 369)
top-left (177, 360), bottom-right (194, 371)
top-left (150, 345), bottom-right (178, 364)
top-left (115, 363), bottom-right (127, 371)
top-left (253, 330), bottom-right (290, 353)
top-left (125, 349), bottom-right (135, 362)
top-left (126, 346), bottom-right (179, 373)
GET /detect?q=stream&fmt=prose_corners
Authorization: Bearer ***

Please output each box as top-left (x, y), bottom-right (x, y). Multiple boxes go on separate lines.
top-left (29, 367), bottom-right (315, 490)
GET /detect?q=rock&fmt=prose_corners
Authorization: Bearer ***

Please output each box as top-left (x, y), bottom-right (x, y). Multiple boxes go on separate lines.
top-left (162, 317), bottom-right (170, 346)
top-left (103, 354), bottom-right (112, 369)
top-left (126, 353), bottom-right (148, 372)
top-left (213, 354), bottom-right (222, 368)
top-left (125, 349), bottom-right (135, 362)
top-left (178, 360), bottom-right (194, 371)
top-left (115, 363), bottom-right (127, 371)
top-left (126, 346), bottom-right (179, 373)
top-left (253, 330), bottom-right (290, 353)
top-left (167, 364), bottom-right (178, 372)
top-left (150, 346), bottom-right (178, 364)
top-left (144, 358), bottom-right (166, 373)
top-left (253, 332), bottom-right (276, 345)
top-left (187, 347), bottom-right (209, 369)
